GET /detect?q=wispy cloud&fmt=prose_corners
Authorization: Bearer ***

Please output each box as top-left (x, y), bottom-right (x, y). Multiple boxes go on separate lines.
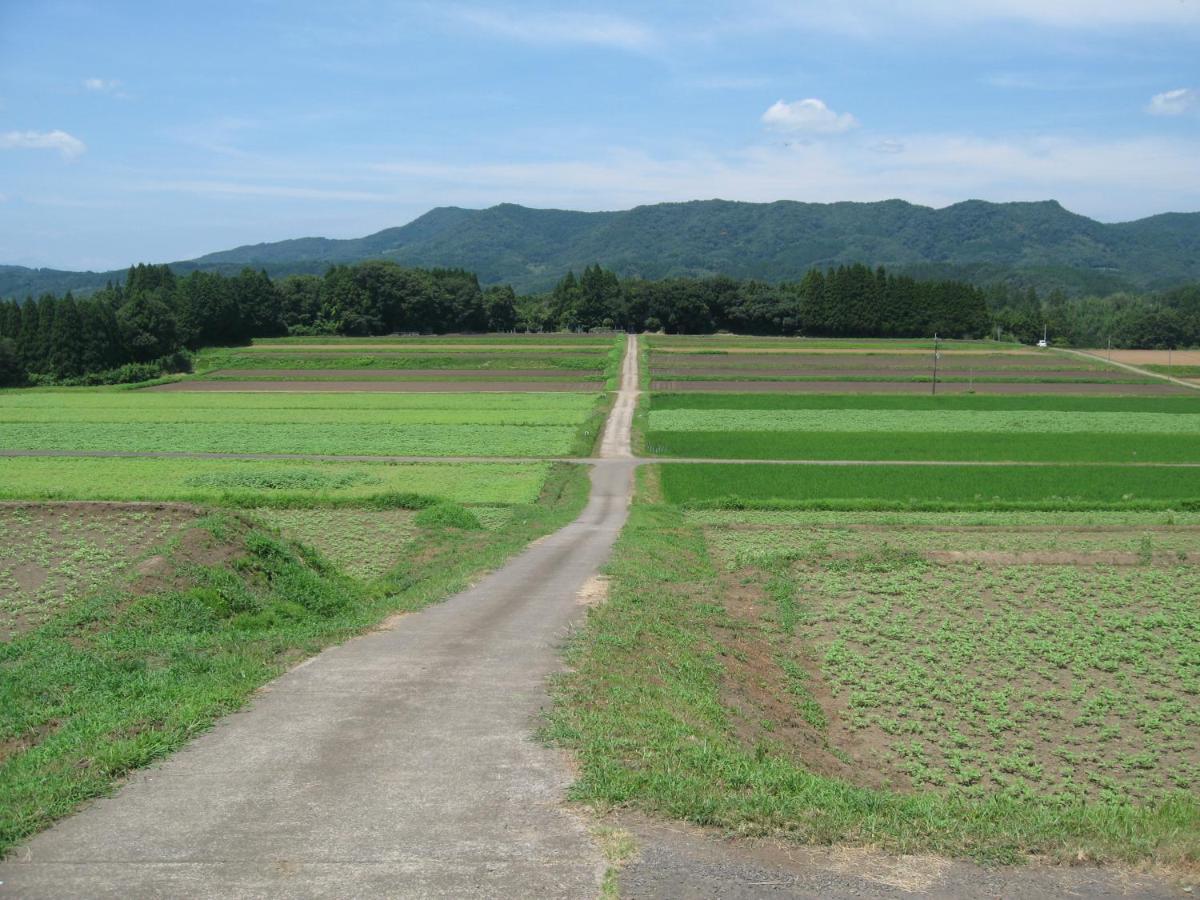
top-left (0, 129), bottom-right (86, 159)
top-left (447, 7), bottom-right (655, 51)
top-left (762, 98), bottom-right (857, 134)
top-left (754, 0), bottom-right (1200, 36)
top-left (687, 74), bottom-right (772, 91)
top-left (136, 179), bottom-right (398, 202)
top-left (82, 77), bottom-right (123, 95)
top-left (1147, 88), bottom-right (1198, 117)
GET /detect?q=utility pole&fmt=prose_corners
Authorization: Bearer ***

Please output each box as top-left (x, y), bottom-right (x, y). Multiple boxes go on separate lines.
top-left (1107, 336), bottom-right (1111, 362)
top-left (931, 333), bottom-right (940, 396)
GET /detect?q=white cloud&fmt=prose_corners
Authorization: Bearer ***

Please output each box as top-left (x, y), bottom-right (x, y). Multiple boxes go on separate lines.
top-left (762, 98), bottom-right (857, 134)
top-left (448, 7), bottom-right (654, 51)
top-left (0, 129), bottom-right (86, 159)
top-left (754, 0), bottom-right (1200, 36)
top-left (1147, 88), bottom-right (1198, 117)
top-left (82, 77), bottom-right (121, 93)
top-left (870, 139), bottom-right (906, 154)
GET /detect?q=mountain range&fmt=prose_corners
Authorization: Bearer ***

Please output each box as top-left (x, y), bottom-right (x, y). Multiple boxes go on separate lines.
top-left (4, 198), bottom-right (1199, 299)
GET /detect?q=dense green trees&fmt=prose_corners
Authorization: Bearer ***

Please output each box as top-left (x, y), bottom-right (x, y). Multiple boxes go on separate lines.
top-left (526, 263), bottom-right (991, 338)
top-left (2, 256), bottom-right (1197, 388)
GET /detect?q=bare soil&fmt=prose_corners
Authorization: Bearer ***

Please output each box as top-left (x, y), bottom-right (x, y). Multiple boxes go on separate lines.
top-left (243, 343), bottom-right (605, 352)
top-left (209, 368), bottom-right (599, 378)
top-left (1090, 349), bottom-right (1200, 366)
top-left (652, 367), bottom-right (1133, 380)
top-left (654, 347), bottom-right (1042, 356)
top-left (0, 502), bottom-right (204, 640)
top-left (651, 353), bottom-right (1098, 371)
top-left (651, 380), bottom-right (1191, 395)
top-left (715, 568), bottom-right (901, 791)
top-left (150, 380), bottom-right (601, 393)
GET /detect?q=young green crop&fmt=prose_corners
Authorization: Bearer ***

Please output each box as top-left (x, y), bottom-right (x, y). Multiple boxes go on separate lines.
top-left (657, 463), bottom-right (1200, 510)
top-left (0, 389), bottom-right (606, 457)
top-left (0, 457), bottom-right (552, 506)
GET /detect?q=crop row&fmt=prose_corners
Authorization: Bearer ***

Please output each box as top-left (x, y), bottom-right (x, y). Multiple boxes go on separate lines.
top-left (644, 430), bottom-right (1200, 463)
top-left (658, 463), bottom-right (1200, 510)
top-left (0, 457), bottom-right (552, 505)
top-left (0, 390), bottom-right (600, 412)
top-left (753, 548), bottom-right (1200, 804)
top-left (648, 408), bottom-right (1200, 435)
top-left (0, 423), bottom-right (581, 457)
top-left (648, 392), bottom-right (1200, 413)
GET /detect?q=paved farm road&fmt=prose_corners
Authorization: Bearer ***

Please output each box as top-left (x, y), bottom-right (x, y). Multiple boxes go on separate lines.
top-left (0, 335), bottom-right (639, 899)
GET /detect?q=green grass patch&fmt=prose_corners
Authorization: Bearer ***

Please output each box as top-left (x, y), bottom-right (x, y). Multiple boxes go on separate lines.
top-left (414, 502), bottom-right (482, 530)
top-left (1144, 365), bottom-right (1200, 378)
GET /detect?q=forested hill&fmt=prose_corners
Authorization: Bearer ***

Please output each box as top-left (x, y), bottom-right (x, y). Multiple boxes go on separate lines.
top-left (5, 199), bottom-right (1200, 299)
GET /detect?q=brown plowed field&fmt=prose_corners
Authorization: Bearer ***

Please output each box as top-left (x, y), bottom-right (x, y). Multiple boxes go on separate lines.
top-left (1086, 349), bottom-right (1200, 365)
top-left (651, 368), bottom-right (1138, 380)
top-left (244, 343), bottom-right (607, 352)
top-left (650, 379), bottom-right (1192, 395)
top-left (150, 380), bottom-right (600, 393)
top-left (653, 346), bottom-right (1041, 356)
top-left (649, 353), bottom-right (1101, 370)
top-left (209, 368), bottom-right (601, 379)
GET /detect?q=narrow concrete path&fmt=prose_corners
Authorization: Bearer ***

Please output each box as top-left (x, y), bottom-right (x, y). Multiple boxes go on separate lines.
top-left (0, 337), bottom-right (641, 898)
top-left (1059, 347), bottom-right (1200, 391)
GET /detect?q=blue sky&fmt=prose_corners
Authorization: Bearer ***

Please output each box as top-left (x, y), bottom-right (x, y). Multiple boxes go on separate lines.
top-left (1, 0), bottom-right (1198, 270)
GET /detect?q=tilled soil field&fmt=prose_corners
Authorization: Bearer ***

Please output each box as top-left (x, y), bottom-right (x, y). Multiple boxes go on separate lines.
top-left (650, 352), bottom-right (1099, 370)
top-left (0, 502), bottom-right (201, 640)
top-left (151, 380), bottom-right (601, 393)
top-left (207, 368), bottom-right (603, 379)
top-left (652, 367), bottom-right (1143, 380)
top-left (1088, 349), bottom-right (1200, 366)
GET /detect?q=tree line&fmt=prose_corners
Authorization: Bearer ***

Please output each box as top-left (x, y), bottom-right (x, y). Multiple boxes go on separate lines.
top-left (1, 258), bottom-right (1196, 387)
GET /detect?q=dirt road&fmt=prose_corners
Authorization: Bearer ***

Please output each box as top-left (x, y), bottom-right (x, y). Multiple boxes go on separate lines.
top-left (0, 337), bottom-right (640, 898)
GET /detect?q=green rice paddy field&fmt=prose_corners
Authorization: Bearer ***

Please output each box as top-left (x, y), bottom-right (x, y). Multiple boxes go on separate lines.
top-left (643, 392), bottom-right (1200, 462)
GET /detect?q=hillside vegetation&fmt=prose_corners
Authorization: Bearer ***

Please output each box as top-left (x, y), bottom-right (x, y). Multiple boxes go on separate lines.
top-left (4, 199), bottom-right (1199, 299)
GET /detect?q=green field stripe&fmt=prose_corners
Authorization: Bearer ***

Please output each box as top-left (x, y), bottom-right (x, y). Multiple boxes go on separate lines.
top-left (0, 423), bottom-right (580, 457)
top-left (647, 392), bottom-right (1200, 413)
top-left (643, 430), bottom-right (1200, 463)
top-left (658, 462), bottom-right (1200, 509)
